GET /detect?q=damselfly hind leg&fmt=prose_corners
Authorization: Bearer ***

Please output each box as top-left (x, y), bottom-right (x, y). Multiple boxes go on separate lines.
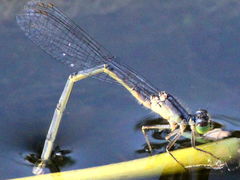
top-left (141, 124), bottom-right (187, 169)
top-left (141, 124), bottom-right (171, 153)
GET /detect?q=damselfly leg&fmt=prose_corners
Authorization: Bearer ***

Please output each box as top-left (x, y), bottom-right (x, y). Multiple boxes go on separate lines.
top-left (142, 124), bottom-right (171, 153)
top-left (166, 129), bottom-right (185, 168)
top-left (189, 122), bottom-right (226, 169)
top-left (142, 120), bottom-right (226, 169)
top-left (142, 121), bottom-right (186, 169)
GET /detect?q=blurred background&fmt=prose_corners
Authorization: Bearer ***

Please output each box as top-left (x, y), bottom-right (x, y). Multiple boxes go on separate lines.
top-left (0, 0), bottom-right (240, 179)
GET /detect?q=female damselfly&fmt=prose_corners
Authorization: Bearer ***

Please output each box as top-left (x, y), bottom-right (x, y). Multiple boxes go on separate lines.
top-left (16, 0), bottom-right (224, 174)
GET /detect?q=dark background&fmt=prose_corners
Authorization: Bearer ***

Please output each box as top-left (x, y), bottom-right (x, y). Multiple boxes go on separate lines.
top-left (0, 0), bottom-right (240, 179)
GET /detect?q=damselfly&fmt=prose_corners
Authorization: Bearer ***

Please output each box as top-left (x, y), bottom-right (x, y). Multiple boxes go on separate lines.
top-left (16, 0), bottom-right (224, 175)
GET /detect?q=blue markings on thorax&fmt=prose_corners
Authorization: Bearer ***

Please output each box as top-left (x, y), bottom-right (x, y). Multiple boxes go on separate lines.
top-left (167, 94), bottom-right (191, 122)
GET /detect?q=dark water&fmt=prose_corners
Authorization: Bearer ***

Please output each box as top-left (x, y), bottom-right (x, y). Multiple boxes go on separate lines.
top-left (0, 0), bottom-right (240, 179)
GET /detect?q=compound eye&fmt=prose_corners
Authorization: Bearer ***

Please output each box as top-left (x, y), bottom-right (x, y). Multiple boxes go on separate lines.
top-left (196, 119), bottom-right (211, 134)
top-left (195, 109), bottom-right (211, 134)
top-left (196, 119), bottom-right (208, 127)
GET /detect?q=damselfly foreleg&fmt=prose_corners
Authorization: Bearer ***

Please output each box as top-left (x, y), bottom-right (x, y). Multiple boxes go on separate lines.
top-left (188, 121), bottom-right (226, 168)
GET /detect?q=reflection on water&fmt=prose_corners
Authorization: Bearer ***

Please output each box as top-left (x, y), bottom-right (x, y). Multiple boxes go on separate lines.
top-left (25, 146), bottom-right (74, 174)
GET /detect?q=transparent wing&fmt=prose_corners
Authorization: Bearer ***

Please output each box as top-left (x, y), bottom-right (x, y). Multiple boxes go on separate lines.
top-left (16, 0), bottom-right (114, 81)
top-left (16, 0), bottom-right (160, 95)
top-left (109, 61), bottom-right (159, 99)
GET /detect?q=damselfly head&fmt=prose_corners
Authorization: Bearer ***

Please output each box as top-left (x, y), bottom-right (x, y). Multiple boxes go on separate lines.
top-left (194, 109), bottom-right (212, 134)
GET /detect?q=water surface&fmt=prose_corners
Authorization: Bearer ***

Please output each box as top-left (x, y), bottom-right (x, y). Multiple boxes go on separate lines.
top-left (0, 0), bottom-right (240, 179)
